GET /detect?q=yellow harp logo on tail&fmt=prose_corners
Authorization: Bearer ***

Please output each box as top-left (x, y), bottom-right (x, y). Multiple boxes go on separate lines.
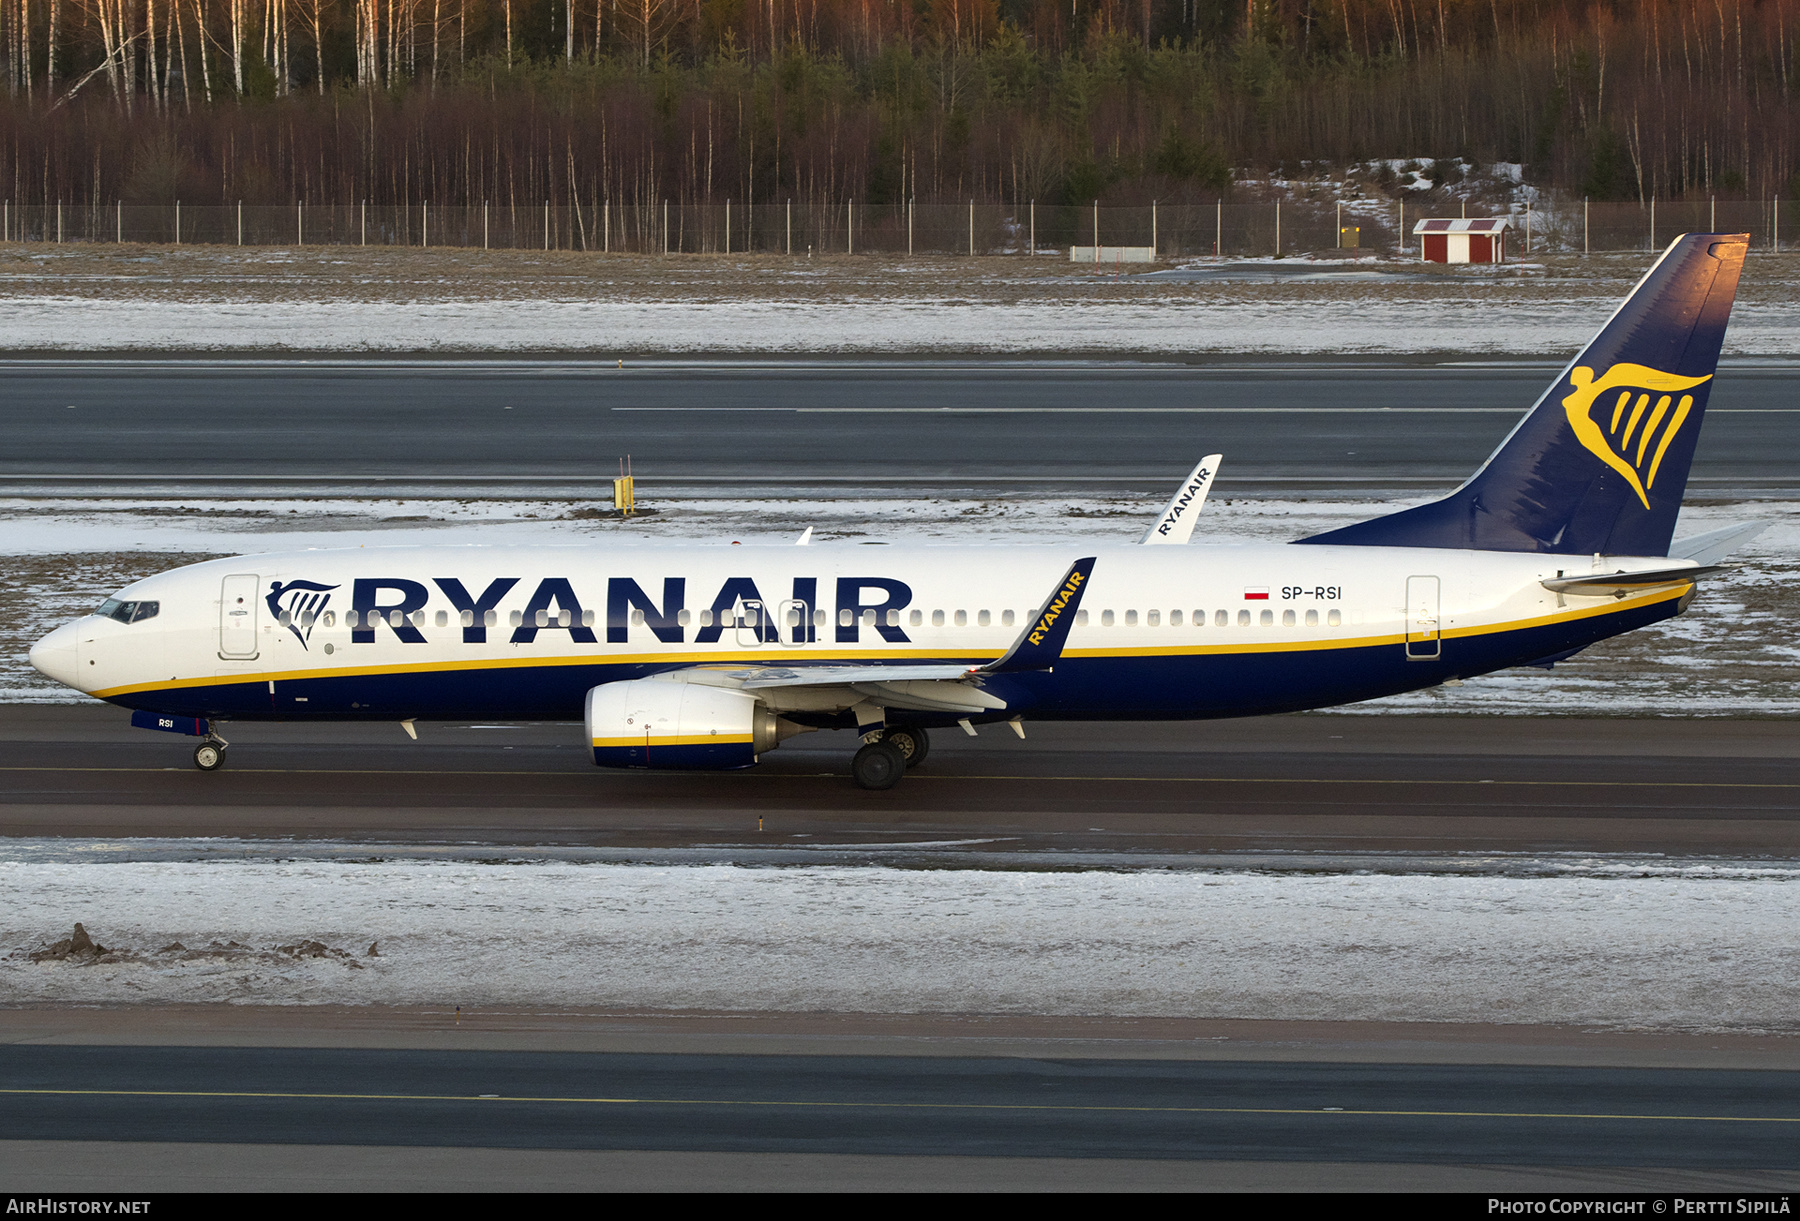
top-left (1561, 363), bottom-right (1712, 509)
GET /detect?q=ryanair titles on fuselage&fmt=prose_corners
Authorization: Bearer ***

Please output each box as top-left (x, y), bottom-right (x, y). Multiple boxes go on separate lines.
top-left (272, 573), bottom-right (922, 650)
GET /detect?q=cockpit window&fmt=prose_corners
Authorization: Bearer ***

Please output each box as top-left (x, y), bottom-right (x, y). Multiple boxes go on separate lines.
top-left (96, 598), bottom-right (159, 624)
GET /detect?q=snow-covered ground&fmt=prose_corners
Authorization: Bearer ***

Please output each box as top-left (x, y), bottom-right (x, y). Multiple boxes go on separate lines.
top-left (5, 492), bottom-right (1795, 714)
top-left (5, 847), bottom-right (1796, 1030)
top-left (3, 294), bottom-right (1796, 355)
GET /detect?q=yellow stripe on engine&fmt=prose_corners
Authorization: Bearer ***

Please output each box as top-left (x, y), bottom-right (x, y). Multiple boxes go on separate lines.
top-left (591, 734), bottom-right (754, 748)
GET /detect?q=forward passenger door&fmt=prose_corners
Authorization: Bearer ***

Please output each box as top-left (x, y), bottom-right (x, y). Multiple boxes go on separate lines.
top-left (219, 574), bottom-right (261, 659)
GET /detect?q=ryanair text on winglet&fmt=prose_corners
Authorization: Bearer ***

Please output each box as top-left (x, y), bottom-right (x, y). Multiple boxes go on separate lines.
top-left (1028, 569), bottom-right (1087, 645)
top-left (1156, 468), bottom-right (1210, 537)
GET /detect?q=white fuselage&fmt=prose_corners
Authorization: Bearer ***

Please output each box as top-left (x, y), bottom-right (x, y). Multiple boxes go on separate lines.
top-left (31, 540), bottom-right (1690, 725)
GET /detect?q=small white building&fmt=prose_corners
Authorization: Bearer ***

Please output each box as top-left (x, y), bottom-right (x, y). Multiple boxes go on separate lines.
top-left (1412, 217), bottom-right (1510, 264)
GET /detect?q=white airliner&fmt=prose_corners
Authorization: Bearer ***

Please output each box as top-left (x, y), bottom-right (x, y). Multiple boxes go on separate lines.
top-left (30, 233), bottom-right (1756, 789)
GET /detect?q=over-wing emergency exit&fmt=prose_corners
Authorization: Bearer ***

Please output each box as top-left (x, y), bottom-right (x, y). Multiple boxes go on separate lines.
top-left (31, 234), bottom-right (1758, 789)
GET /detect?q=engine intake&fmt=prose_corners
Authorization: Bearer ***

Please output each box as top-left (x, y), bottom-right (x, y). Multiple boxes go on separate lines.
top-left (586, 679), bottom-right (799, 770)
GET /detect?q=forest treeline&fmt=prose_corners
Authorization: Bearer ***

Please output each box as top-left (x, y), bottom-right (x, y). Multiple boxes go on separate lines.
top-left (2, 1), bottom-right (1797, 210)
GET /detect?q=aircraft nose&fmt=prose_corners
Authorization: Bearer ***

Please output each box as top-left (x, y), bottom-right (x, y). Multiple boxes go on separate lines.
top-left (28, 621), bottom-right (84, 691)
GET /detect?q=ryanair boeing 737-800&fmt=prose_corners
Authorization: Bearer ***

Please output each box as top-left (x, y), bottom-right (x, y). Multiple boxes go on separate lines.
top-left (29, 233), bottom-right (1759, 789)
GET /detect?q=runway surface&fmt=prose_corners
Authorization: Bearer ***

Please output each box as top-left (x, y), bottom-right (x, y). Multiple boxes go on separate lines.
top-left (5, 706), bottom-right (1798, 855)
top-left (3, 1045), bottom-right (1797, 1180)
top-left (3, 357), bottom-right (1797, 494)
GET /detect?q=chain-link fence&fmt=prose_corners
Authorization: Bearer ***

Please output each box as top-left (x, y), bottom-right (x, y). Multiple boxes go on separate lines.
top-left (1, 198), bottom-right (1789, 257)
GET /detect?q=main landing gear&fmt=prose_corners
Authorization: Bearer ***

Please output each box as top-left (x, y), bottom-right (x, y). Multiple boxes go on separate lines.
top-left (851, 728), bottom-right (930, 791)
top-left (192, 734), bottom-right (229, 771)
top-left (882, 728), bottom-right (931, 769)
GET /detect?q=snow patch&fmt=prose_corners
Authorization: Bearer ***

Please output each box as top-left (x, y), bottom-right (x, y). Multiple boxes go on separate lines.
top-left (5, 857), bottom-right (1797, 1031)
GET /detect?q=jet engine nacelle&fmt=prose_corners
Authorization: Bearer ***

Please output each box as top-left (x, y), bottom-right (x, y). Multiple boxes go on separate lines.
top-left (585, 679), bottom-right (792, 770)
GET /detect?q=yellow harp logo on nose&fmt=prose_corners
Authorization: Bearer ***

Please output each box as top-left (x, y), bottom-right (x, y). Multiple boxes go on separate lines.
top-left (1561, 363), bottom-right (1713, 510)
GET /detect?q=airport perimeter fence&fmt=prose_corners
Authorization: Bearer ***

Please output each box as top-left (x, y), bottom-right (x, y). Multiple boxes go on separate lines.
top-left (2, 197), bottom-right (1790, 258)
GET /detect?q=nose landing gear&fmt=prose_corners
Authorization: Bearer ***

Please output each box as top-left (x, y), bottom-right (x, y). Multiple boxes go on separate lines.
top-left (192, 734), bottom-right (229, 771)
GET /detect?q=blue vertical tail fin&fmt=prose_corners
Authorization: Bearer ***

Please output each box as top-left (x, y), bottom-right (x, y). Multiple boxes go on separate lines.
top-left (1298, 233), bottom-right (1748, 557)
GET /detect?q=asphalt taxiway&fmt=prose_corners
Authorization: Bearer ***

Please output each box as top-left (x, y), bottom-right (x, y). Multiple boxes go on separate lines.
top-left (4, 357), bottom-right (1798, 495)
top-left (3, 1042), bottom-right (1797, 1191)
top-left (3, 706), bottom-right (1797, 856)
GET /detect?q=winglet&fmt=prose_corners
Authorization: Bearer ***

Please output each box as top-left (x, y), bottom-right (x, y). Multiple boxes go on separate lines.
top-left (982, 557), bottom-right (1097, 674)
top-left (1142, 455), bottom-right (1221, 545)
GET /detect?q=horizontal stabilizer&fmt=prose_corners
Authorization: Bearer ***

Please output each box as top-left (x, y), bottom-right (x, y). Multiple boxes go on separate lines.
top-left (1541, 565), bottom-right (1720, 598)
top-left (1669, 521), bottom-right (1767, 566)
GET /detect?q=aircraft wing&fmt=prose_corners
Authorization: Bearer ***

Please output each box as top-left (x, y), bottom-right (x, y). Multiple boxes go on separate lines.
top-left (739, 664), bottom-right (980, 689)
top-left (734, 664), bottom-right (1004, 714)
top-left (719, 557), bottom-right (1099, 718)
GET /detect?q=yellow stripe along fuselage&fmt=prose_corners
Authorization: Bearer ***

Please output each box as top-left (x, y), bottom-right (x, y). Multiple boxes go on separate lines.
top-left (69, 542), bottom-right (1694, 725)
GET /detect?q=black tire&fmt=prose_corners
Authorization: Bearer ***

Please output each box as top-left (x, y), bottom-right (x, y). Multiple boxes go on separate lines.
top-left (884, 727), bottom-right (931, 768)
top-left (851, 740), bottom-right (907, 791)
top-left (193, 742), bottom-right (225, 771)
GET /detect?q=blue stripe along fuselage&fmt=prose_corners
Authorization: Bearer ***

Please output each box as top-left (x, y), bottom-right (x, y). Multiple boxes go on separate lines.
top-left (102, 594), bottom-right (1679, 728)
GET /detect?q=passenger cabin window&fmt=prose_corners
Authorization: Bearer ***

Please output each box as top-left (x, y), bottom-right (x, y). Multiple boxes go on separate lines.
top-left (1170, 610), bottom-right (1182, 626)
top-left (435, 610), bottom-right (449, 627)
top-left (1282, 610), bottom-right (1296, 626)
top-left (1215, 610), bottom-right (1228, 627)
top-left (932, 610), bottom-right (945, 627)
top-left (977, 610), bottom-right (991, 627)
top-left (954, 610), bottom-right (968, 627)
top-left (699, 609), bottom-right (714, 626)
top-left (1124, 610), bottom-right (1138, 626)
top-left (323, 610), bottom-right (336, 627)
top-left (909, 609), bottom-right (923, 627)
top-left (1237, 610), bottom-right (1250, 626)
top-left (1305, 610), bottom-right (1319, 626)
top-left (1260, 610), bottom-right (1274, 626)
top-left (1002, 610), bottom-right (1015, 627)
top-left (1147, 610), bottom-right (1160, 627)
top-left (1328, 609), bottom-right (1342, 626)
top-left (1076, 609), bottom-right (1089, 626)
top-left (1101, 610), bottom-right (1115, 627)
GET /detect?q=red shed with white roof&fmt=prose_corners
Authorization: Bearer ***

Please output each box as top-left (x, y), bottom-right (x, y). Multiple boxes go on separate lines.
top-left (1413, 217), bottom-right (1511, 264)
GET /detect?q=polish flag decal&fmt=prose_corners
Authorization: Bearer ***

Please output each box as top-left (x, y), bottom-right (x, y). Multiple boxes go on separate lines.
top-left (1243, 587), bottom-right (1270, 600)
